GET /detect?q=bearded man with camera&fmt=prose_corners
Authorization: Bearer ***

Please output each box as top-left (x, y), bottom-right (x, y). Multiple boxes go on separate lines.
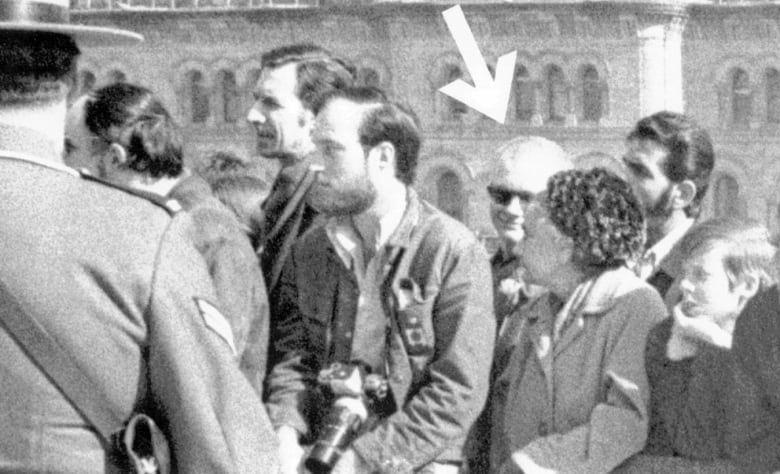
top-left (265, 86), bottom-right (495, 474)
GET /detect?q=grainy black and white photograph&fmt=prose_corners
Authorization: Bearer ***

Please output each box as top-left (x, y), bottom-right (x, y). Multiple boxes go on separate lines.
top-left (1, 0), bottom-right (779, 472)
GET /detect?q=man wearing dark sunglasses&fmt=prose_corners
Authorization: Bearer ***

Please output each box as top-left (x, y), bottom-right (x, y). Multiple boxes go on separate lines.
top-left (486, 136), bottom-right (573, 333)
top-left (466, 135), bottom-right (571, 473)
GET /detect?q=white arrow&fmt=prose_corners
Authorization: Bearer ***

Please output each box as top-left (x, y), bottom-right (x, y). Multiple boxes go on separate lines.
top-left (438, 5), bottom-right (516, 124)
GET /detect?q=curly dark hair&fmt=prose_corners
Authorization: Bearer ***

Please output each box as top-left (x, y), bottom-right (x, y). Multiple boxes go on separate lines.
top-left (545, 167), bottom-right (646, 274)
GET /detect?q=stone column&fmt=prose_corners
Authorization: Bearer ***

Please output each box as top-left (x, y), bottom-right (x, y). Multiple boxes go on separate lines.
top-left (637, 14), bottom-right (686, 117)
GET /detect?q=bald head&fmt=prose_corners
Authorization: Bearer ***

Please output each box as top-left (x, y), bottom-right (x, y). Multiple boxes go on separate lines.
top-left (487, 136), bottom-right (572, 250)
top-left (488, 136), bottom-right (573, 195)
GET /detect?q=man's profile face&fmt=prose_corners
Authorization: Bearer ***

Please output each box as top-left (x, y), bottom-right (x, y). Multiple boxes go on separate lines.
top-left (247, 62), bottom-right (313, 162)
top-left (622, 138), bottom-right (675, 220)
top-left (308, 98), bottom-right (376, 216)
top-left (64, 95), bottom-right (103, 176)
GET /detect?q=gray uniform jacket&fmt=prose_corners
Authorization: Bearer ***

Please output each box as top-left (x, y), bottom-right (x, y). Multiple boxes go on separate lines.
top-left (0, 136), bottom-right (278, 473)
top-left (266, 189), bottom-right (495, 473)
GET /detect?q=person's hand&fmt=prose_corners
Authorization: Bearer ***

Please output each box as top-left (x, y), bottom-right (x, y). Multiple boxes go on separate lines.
top-left (672, 303), bottom-right (733, 350)
top-left (666, 304), bottom-right (701, 360)
top-left (330, 449), bottom-right (370, 474)
top-left (276, 426), bottom-right (304, 474)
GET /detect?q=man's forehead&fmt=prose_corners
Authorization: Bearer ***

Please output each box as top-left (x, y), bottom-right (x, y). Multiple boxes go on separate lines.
top-left (489, 155), bottom-right (562, 194)
top-left (315, 99), bottom-right (363, 137)
top-left (625, 138), bottom-right (669, 164)
top-left (256, 63), bottom-right (298, 96)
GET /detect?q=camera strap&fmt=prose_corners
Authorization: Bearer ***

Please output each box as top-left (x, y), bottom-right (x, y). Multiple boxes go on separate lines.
top-left (0, 276), bottom-right (123, 445)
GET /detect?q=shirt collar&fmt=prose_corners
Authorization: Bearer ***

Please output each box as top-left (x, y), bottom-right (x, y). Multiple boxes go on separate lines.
top-left (325, 186), bottom-right (415, 271)
top-left (644, 217), bottom-right (694, 270)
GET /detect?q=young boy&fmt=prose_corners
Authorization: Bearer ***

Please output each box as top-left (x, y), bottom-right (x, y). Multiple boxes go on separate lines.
top-left (643, 217), bottom-right (776, 465)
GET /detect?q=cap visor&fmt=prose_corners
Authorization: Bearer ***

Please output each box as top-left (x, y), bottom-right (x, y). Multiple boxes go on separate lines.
top-left (0, 22), bottom-right (143, 46)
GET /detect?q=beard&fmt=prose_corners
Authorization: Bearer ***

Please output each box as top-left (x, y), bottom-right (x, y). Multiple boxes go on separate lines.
top-left (309, 175), bottom-right (376, 216)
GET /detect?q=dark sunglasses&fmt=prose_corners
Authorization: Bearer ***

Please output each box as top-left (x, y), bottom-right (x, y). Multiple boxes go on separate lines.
top-left (486, 185), bottom-right (534, 206)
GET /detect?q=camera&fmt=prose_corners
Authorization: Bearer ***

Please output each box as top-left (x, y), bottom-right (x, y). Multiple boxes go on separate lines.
top-left (304, 362), bottom-right (389, 473)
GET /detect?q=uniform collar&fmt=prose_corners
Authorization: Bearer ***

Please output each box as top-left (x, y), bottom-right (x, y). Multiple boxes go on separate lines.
top-left (0, 123), bottom-right (76, 176)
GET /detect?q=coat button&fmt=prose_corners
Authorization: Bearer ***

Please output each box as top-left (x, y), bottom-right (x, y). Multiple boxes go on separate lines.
top-left (392, 374), bottom-right (404, 383)
top-left (538, 421), bottom-right (549, 436)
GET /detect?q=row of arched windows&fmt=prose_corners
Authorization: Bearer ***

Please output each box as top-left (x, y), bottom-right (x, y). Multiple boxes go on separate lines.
top-left (437, 62), bottom-right (607, 125)
top-left (180, 65), bottom-right (381, 125)
top-left (79, 63), bottom-right (383, 126)
top-left (722, 66), bottom-right (780, 127)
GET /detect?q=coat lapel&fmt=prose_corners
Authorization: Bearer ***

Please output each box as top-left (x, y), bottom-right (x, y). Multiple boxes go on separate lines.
top-left (527, 296), bottom-right (555, 395)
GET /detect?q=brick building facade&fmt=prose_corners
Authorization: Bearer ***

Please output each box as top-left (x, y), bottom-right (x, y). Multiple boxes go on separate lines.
top-left (73, 0), bottom-right (780, 238)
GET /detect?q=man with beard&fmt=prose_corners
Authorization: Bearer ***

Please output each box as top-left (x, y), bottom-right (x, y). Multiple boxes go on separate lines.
top-left (622, 111), bottom-right (715, 301)
top-left (247, 44), bottom-right (355, 310)
top-left (620, 111), bottom-right (716, 470)
top-left (266, 87), bottom-right (494, 474)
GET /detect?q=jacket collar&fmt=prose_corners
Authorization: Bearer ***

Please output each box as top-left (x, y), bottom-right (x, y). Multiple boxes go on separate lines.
top-left (166, 171), bottom-right (210, 210)
top-left (528, 266), bottom-right (647, 363)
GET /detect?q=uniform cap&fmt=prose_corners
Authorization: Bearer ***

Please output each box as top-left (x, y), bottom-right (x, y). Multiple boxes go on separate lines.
top-left (0, 0), bottom-right (142, 45)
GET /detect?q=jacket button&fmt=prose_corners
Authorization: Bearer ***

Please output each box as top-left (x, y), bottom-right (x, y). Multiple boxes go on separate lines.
top-left (393, 374), bottom-right (404, 383)
top-left (538, 421), bottom-right (549, 436)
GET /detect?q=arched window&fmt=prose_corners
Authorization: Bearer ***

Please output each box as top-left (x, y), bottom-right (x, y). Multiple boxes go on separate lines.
top-left (581, 65), bottom-right (602, 122)
top-left (514, 65), bottom-right (535, 122)
top-left (731, 68), bottom-right (751, 127)
top-left (444, 64), bottom-right (468, 120)
top-left (436, 170), bottom-right (465, 222)
top-left (358, 67), bottom-right (380, 88)
top-left (767, 68), bottom-right (780, 123)
top-left (544, 64), bottom-right (566, 124)
top-left (714, 174), bottom-right (741, 217)
top-left (78, 70), bottom-right (96, 96)
top-left (187, 70), bottom-right (209, 124)
top-left (217, 69), bottom-right (239, 124)
top-left (108, 70), bottom-right (126, 84)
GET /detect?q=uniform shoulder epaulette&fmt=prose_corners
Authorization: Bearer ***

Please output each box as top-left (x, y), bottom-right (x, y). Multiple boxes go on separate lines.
top-left (79, 169), bottom-right (183, 215)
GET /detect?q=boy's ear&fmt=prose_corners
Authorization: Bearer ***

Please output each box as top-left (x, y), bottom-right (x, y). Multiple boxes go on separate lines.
top-left (735, 272), bottom-right (760, 302)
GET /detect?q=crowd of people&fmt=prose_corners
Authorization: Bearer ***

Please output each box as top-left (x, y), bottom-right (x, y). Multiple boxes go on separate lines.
top-left (1, 5), bottom-right (780, 474)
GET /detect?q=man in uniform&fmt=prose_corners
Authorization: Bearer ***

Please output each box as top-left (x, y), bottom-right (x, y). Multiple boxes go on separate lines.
top-left (0, 6), bottom-right (277, 472)
top-left (266, 87), bottom-right (494, 474)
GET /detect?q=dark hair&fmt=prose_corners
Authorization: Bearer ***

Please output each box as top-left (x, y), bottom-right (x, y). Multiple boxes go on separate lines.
top-left (85, 82), bottom-right (183, 179)
top-left (627, 111), bottom-right (715, 218)
top-left (320, 86), bottom-right (421, 185)
top-left (197, 151), bottom-right (249, 184)
top-left (0, 31), bottom-right (80, 105)
top-left (545, 167), bottom-right (646, 274)
top-left (210, 174), bottom-right (268, 248)
top-left (261, 43), bottom-right (355, 113)
top-left (678, 217), bottom-right (776, 290)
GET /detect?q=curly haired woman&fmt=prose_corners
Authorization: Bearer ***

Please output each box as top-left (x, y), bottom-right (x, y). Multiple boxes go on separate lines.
top-left (489, 167), bottom-right (667, 474)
